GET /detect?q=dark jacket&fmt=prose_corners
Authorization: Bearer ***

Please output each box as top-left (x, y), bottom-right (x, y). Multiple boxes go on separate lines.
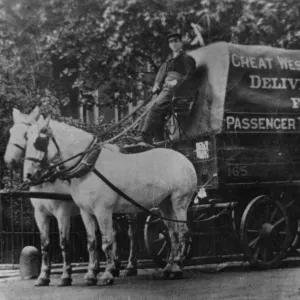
top-left (154, 51), bottom-right (196, 89)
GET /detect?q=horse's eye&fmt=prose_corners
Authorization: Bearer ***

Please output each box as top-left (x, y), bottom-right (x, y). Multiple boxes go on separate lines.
top-left (24, 132), bottom-right (28, 140)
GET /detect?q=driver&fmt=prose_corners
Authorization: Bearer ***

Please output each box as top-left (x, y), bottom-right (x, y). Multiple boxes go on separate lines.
top-left (130, 30), bottom-right (197, 147)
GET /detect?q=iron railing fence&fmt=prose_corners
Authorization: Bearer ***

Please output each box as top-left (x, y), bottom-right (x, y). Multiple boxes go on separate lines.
top-left (0, 156), bottom-right (243, 265)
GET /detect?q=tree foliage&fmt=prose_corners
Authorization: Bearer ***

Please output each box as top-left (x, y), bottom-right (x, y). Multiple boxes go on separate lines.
top-left (0, 0), bottom-right (300, 128)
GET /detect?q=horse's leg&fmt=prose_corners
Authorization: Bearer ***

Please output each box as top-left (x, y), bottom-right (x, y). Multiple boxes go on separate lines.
top-left (80, 210), bottom-right (99, 286)
top-left (34, 210), bottom-right (51, 287)
top-left (172, 196), bottom-right (191, 268)
top-left (56, 212), bottom-right (72, 286)
top-left (124, 213), bottom-right (138, 276)
top-left (166, 193), bottom-right (192, 279)
top-left (112, 220), bottom-right (121, 277)
top-left (95, 209), bottom-right (115, 285)
top-left (158, 198), bottom-right (182, 279)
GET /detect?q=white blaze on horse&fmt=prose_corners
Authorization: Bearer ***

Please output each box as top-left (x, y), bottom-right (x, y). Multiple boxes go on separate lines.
top-left (4, 107), bottom-right (136, 287)
top-left (23, 116), bottom-right (197, 284)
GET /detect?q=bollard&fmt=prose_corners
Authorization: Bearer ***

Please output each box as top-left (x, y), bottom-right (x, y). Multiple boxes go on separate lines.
top-left (19, 246), bottom-right (41, 280)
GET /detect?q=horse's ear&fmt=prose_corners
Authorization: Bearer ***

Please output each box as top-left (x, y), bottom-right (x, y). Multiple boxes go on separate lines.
top-left (45, 115), bottom-right (51, 127)
top-left (37, 115), bottom-right (44, 124)
top-left (12, 108), bottom-right (21, 123)
top-left (28, 106), bottom-right (40, 123)
top-left (39, 115), bottom-right (51, 131)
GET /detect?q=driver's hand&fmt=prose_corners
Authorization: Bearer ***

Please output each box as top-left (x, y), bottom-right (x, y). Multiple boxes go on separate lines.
top-left (152, 84), bottom-right (160, 94)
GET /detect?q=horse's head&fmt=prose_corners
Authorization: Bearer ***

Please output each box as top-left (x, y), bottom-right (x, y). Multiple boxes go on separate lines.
top-left (4, 107), bottom-right (41, 170)
top-left (24, 115), bottom-right (58, 182)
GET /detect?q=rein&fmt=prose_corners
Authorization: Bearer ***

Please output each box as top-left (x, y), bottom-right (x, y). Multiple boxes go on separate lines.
top-left (92, 168), bottom-right (236, 224)
top-left (33, 97), bottom-right (157, 175)
top-left (11, 143), bottom-right (26, 152)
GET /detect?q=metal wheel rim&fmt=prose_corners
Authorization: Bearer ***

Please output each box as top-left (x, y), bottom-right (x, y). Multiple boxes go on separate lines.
top-left (240, 195), bottom-right (291, 269)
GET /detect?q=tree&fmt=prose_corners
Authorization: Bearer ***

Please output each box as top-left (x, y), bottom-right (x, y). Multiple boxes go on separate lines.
top-left (1, 0), bottom-right (300, 127)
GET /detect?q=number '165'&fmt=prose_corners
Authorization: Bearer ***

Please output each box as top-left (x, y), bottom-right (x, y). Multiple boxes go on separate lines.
top-left (228, 165), bottom-right (248, 177)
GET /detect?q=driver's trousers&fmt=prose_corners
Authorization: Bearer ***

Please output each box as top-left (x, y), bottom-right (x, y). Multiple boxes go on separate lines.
top-left (138, 85), bottom-right (173, 138)
top-left (139, 71), bottom-right (185, 138)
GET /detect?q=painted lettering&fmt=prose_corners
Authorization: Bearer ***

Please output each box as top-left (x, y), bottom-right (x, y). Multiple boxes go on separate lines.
top-left (231, 55), bottom-right (273, 69)
top-left (258, 58), bottom-right (267, 69)
top-left (241, 56), bottom-right (250, 68)
top-left (277, 56), bottom-right (300, 70)
top-left (277, 56), bottom-right (289, 70)
top-left (249, 75), bottom-right (300, 90)
top-left (291, 98), bottom-right (300, 109)
top-left (226, 116), bottom-right (298, 131)
top-left (265, 58), bottom-right (273, 69)
top-left (249, 75), bottom-right (261, 89)
top-left (231, 54), bottom-right (240, 67)
top-left (261, 77), bottom-right (272, 89)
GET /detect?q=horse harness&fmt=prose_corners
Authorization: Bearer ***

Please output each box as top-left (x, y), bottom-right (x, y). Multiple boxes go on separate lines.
top-left (9, 121), bottom-right (32, 153)
top-left (24, 129), bottom-right (235, 224)
top-left (25, 132), bottom-right (101, 181)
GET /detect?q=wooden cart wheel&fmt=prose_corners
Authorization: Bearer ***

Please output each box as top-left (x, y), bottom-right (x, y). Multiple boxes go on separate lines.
top-left (284, 202), bottom-right (300, 251)
top-left (291, 219), bottom-right (300, 249)
top-left (144, 214), bottom-right (171, 268)
top-left (240, 195), bottom-right (292, 269)
top-left (144, 214), bottom-right (192, 268)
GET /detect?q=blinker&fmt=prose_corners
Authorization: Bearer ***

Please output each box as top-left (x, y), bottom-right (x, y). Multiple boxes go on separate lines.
top-left (34, 134), bottom-right (49, 152)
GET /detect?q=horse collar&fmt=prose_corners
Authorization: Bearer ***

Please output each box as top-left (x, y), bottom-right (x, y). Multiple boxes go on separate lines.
top-left (54, 137), bottom-right (101, 181)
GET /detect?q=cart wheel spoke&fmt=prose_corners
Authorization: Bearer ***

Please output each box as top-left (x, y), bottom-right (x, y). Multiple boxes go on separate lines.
top-left (249, 236), bottom-right (260, 248)
top-left (265, 204), bottom-right (271, 223)
top-left (269, 207), bottom-right (278, 223)
top-left (272, 217), bottom-right (285, 229)
top-left (157, 241), bottom-right (167, 256)
top-left (278, 231), bottom-right (287, 236)
top-left (253, 245), bottom-right (261, 260)
top-left (261, 247), bottom-right (268, 262)
top-left (153, 235), bottom-right (166, 243)
top-left (246, 229), bottom-right (260, 234)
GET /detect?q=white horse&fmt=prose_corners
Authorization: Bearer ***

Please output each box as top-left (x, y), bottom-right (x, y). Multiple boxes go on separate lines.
top-left (23, 116), bottom-right (197, 284)
top-left (4, 108), bottom-right (138, 286)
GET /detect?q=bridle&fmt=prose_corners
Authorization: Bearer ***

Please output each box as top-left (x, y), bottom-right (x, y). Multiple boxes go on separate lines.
top-left (25, 130), bottom-right (62, 170)
top-left (8, 121), bottom-right (32, 154)
top-left (24, 126), bottom-right (100, 184)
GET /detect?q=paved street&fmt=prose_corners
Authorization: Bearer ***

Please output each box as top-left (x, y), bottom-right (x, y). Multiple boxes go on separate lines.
top-left (1, 263), bottom-right (300, 300)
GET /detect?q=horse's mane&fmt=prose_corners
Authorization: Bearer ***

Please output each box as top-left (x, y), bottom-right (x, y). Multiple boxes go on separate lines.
top-left (50, 120), bottom-right (121, 153)
top-left (51, 119), bottom-right (87, 134)
top-left (102, 144), bottom-right (121, 152)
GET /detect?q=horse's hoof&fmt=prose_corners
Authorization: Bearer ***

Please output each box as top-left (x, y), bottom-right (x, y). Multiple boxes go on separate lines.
top-left (110, 268), bottom-right (120, 278)
top-left (161, 271), bottom-right (170, 280)
top-left (124, 267), bottom-right (138, 277)
top-left (98, 277), bottom-right (114, 286)
top-left (98, 271), bottom-right (114, 286)
top-left (169, 271), bottom-right (183, 280)
top-left (84, 277), bottom-right (97, 286)
top-left (35, 277), bottom-right (50, 287)
top-left (58, 277), bottom-right (72, 286)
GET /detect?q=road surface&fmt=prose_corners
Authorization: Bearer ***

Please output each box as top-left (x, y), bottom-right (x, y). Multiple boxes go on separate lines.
top-left (1, 263), bottom-right (300, 300)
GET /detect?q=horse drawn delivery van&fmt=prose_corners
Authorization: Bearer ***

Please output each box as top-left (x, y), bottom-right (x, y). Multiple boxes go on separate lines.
top-left (4, 41), bottom-right (300, 286)
top-left (145, 41), bottom-right (300, 270)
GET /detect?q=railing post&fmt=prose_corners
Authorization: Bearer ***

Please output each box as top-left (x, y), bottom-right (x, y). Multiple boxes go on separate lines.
top-left (0, 185), bottom-right (2, 264)
top-left (0, 159), bottom-right (4, 263)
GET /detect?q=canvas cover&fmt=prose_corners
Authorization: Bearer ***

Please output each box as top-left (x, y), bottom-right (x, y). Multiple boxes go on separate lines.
top-left (181, 42), bottom-right (300, 136)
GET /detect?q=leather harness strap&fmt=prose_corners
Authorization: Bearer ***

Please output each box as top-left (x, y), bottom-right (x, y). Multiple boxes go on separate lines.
top-left (92, 167), bottom-right (188, 223)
